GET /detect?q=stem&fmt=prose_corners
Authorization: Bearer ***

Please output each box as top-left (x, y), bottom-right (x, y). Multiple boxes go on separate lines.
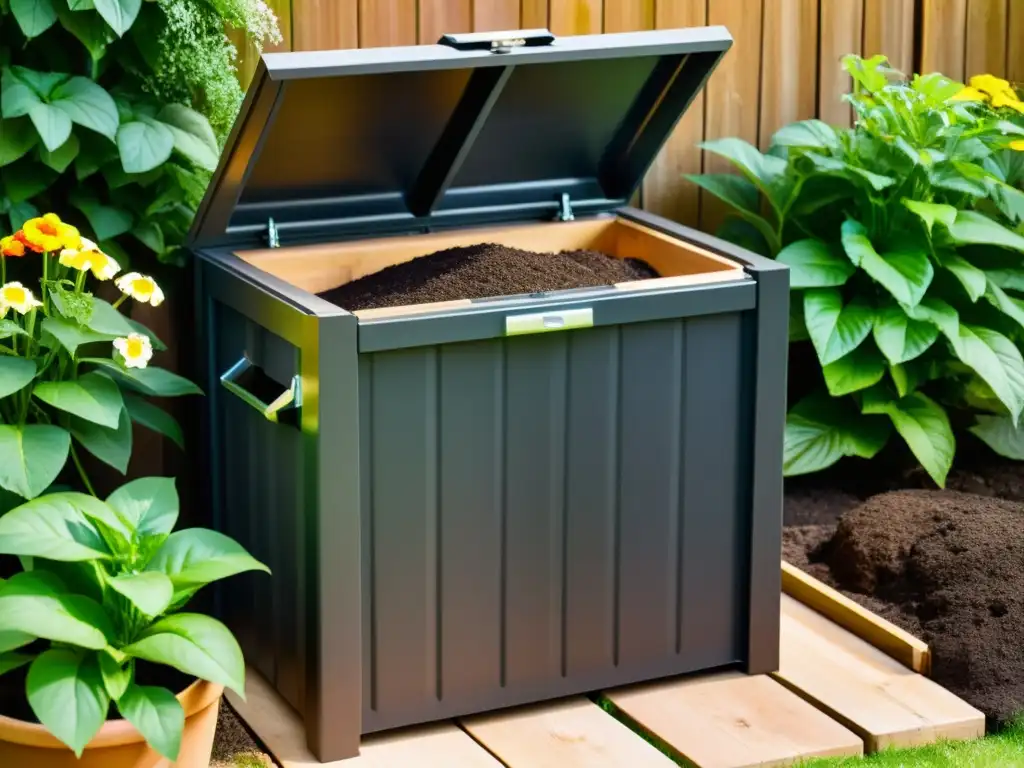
top-left (75, 270), bottom-right (86, 293)
top-left (41, 253), bottom-right (48, 316)
top-left (1, 254), bottom-right (5, 285)
top-left (71, 444), bottom-right (97, 497)
top-left (112, 294), bottom-right (128, 310)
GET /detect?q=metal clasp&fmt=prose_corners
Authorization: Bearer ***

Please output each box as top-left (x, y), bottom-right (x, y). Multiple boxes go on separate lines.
top-left (557, 193), bottom-right (575, 222)
top-left (266, 217), bottom-right (280, 249)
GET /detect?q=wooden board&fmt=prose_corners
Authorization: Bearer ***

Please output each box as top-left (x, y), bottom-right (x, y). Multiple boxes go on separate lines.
top-left (605, 671), bottom-right (863, 767)
top-left (781, 561), bottom-right (931, 674)
top-left (965, 0), bottom-right (1008, 78)
top-left (460, 696), bottom-right (677, 767)
top-left (774, 595), bottom-right (985, 752)
top-left (921, 0), bottom-right (969, 81)
top-left (759, 0), bottom-right (819, 148)
top-left (227, 668), bottom-right (501, 767)
top-left (818, 0), bottom-right (863, 127)
top-left (863, 0), bottom-right (916, 74)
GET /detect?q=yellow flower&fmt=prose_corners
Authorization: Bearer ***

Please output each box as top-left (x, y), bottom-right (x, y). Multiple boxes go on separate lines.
top-left (115, 272), bottom-right (164, 307)
top-left (113, 333), bottom-right (153, 370)
top-left (991, 91), bottom-right (1024, 114)
top-left (1010, 140), bottom-right (1024, 151)
top-left (59, 238), bottom-right (120, 281)
top-left (22, 213), bottom-right (81, 253)
top-left (970, 74), bottom-right (1016, 100)
top-left (950, 86), bottom-right (987, 102)
top-left (0, 282), bottom-right (42, 315)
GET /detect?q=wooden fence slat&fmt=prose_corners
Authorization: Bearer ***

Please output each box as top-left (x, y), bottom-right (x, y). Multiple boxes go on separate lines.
top-left (521, 0), bottom-right (548, 28)
top-left (603, 0), bottom-right (654, 33)
top-left (291, 0), bottom-right (358, 51)
top-left (701, 0), bottom-right (764, 234)
top-left (965, 0), bottom-right (1008, 80)
top-left (921, 0), bottom-right (969, 80)
top-left (1010, 0), bottom-right (1024, 84)
top-left (420, 0), bottom-right (472, 42)
top-left (549, 0), bottom-right (603, 35)
top-left (473, 0), bottom-right (521, 31)
top-left (863, 0), bottom-right (915, 74)
top-left (641, 0), bottom-right (707, 227)
top-left (759, 0), bottom-right (819, 148)
top-left (360, 0), bottom-right (418, 46)
top-left (818, 0), bottom-right (863, 127)
top-left (267, 0), bottom-right (294, 51)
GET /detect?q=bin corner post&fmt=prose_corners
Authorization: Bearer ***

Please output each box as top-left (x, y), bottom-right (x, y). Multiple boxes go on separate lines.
top-left (743, 260), bottom-right (788, 675)
top-left (302, 311), bottom-right (362, 761)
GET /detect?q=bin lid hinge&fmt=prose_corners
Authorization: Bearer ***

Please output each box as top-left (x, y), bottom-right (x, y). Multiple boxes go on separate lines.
top-left (556, 193), bottom-right (575, 222)
top-left (266, 217), bottom-right (280, 248)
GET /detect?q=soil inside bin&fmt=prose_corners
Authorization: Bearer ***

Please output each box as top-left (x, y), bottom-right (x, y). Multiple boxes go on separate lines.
top-left (783, 461), bottom-right (1024, 730)
top-left (318, 242), bottom-right (659, 311)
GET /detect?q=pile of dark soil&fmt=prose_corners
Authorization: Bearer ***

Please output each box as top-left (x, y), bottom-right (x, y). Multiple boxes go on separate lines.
top-left (319, 243), bottom-right (658, 311)
top-left (785, 488), bottom-right (1024, 728)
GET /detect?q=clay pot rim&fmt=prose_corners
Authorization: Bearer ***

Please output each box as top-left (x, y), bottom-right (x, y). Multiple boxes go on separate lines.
top-left (0, 678), bottom-right (224, 750)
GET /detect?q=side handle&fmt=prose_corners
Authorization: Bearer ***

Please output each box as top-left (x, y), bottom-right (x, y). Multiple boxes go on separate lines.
top-left (220, 356), bottom-right (301, 425)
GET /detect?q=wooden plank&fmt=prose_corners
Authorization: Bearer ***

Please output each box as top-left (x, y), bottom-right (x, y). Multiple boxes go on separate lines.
top-left (781, 561), bottom-right (931, 674)
top-left (818, 0), bottom-right (863, 127)
top-left (266, 0), bottom-right (293, 52)
top-left (419, 0), bottom-right (472, 42)
top-left (460, 697), bottom-right (677, 767)
top-left (965, 0), bottom-right (1008, 79)
top-left (549, 0), bottom-right (603, 34)
top-left (360, 0), bottom-right (417, 46)
top-left (473, 0), bottom-right (521, 31)
top-left (701, 0), bottom-right (764, 234)
top-left (775, 595), bottom-right (985, 753)
top-left (291, 0), bottom-right (358, 51)
top-left (521, 0), bottom-right (549, 28)
top-left (605, 672), bottom-right (864, 767)
top-left (863, 0), bottom-right (915, 75)
top-left (228, 667), bottom-right (501, 767)
top-left (759, 0), bottom-right (819, 148)
top-left (642, 0), bottom-right (707, 227)
top-left (920, 0), bottom-right (969, 80)
top-left (1009, 0), bottom-right (1024, 83)
top-left (603, 0), bottom-right (654, 33)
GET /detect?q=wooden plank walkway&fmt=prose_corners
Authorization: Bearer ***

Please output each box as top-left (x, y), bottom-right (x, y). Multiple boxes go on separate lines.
top-left (229, 584), bottom-right (985, 767)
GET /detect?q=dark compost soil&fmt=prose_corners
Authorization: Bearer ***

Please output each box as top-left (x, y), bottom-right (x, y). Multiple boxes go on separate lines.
top-left (319, 242), bottom-right (659, 311)
top-left (783, 462), bottom-right (1024, 729)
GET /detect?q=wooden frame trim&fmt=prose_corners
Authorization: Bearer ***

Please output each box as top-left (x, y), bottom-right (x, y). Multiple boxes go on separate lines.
top-left (781, 561), bottom-right (931, 675)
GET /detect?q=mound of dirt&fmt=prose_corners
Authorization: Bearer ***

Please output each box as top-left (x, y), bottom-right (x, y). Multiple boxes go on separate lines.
top-left (817, 490), bottom-right (1024, 727)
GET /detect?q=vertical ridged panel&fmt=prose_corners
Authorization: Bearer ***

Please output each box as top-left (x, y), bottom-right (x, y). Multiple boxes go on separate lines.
top-left (616, 321), bottom-right (684, 666)
top-left (370, 348), bottom-right (440, 711)
top-left (503, 335), bottom-right (568, 688)
top-left (359, 359), bottom-right (375, 711)
top-left (563, 327), bottom-right (619, 677)
top-left (680, 314), bottom-right (745, 666)
top-left (438, 341), bottom-right (504, 699)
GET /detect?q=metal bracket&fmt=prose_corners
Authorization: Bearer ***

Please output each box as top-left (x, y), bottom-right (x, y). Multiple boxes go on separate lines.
top-left (266, 217), bottom-right (280, 248)
top-left (557, 193), bottom-right (575, 222)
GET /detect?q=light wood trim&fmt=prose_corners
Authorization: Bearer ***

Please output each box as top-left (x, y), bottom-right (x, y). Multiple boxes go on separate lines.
top-left (781, 561), bottom-right (931, 675)
top-left (355, 299), bottom-right (474, 320)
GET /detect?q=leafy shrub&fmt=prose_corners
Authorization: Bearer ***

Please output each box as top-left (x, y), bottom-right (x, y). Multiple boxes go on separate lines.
top-left (0, 476), bottom-right (268, 760)
top-left (0, 0), bottom-right (280, 266)
top-left (690, 55), bottom-right (1024, 486)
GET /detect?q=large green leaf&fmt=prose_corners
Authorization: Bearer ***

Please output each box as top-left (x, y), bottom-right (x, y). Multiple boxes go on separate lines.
top-left (984, 283), bottom-right (1024, 333)
top-left (822, 345), bottom-right (886, 396)
top-left (0, 571), bottom-right (112, 649)
top-left (948, 210), bottom-right (1024, 251)
top-left (124, 394), bottom-right (184, 449)
top-left (71, 406), bottom-right (132, 474)
top-left (0, 424), bottom-right (70, 499)
top-left (49, 77), bottom-right (119, 141)
top-left (783, 393), bottom-right (891, 476)
top-left (904, 297), bottom-right (960, 348)
top-left (884, 393), bottom-right (955, 487)
top-left (40, 133), bottom-right (80, 173)
top-left (41, 315), bottom-right (116, 357)
top-left (872, 304), bottom-right (940, 364)
top-left (841, 221), bottom-right (932, 307)
top-left (147, 529), bottom-right (269, 589)
top-left (27, 650), bottom-right (109, 758)
top-left (700, 137), bottom-right (793, 214)
top-left (0, 651), bottom-right (33, 675)
top-left (117, 119), bottom-right (173, 173)
top-left (71, 194), bottom-right (133, 241)
top-left (807, 153), bottom-right (895, 191)
top-left (98, 650), bottom-right (131, 700)
top-left (58, 4), bottom-right (112, 62)
top-left (117, 683), bottom-right (184, 761)
top-left (122, 613), bottom-right (245, 695)
top-left (685, 174), bottom-right (779, 252)
top-left (902, 199), bottom-right (957, 234)
top-left (10, 0), bottom-right (58, 38)
top-left (156, 104), bottom-right (218, 171)
top-left (107, 476), bottom-right (179, 538)
top-left (28, 102), bottom-right (72, 152)
top-left (86, 298), bottom-right (134, 336)
top-left (83, 359), bottom-right (203, 397)
top-left (0, 117), bottom-right (38, 166)
top-left (987, 268), bottom-right (1024, 292)
top-left (935, 250), bottom-right (986, 302)
top-left (33, 372), bottom-right (124, 429)
top-left (803, 288), bottom-right (875, 365)
top-left (108, 572), bottom-right (173, 617)
top-left (776, 239), bottom-right (855, 288)
top-left (770, 119), bottom-right (839, 151)
top-left (93, 0), bottom-right (141, 36)
top-left (0, 492), bottom-right (113, 560)
top-left (0, 629), bottom-right (35, 653)
top-left (955, 325), bottom-right (1024, 420)
top-left (0, 356), bottom-right (36, 399)
top-left (2, 67), bottom-right (65, 115)
top-left (969, 415), bottom-right (1024, 460)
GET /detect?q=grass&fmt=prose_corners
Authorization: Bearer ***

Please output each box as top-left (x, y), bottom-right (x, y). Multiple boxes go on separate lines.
top-left (800, 719), bottom-right (1024, 767)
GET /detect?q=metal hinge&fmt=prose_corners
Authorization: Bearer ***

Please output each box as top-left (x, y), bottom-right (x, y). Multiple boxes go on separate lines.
top-left (556, 193), bottom-right (575, 222)
top-left (266, 218), bottom-right (280, 249)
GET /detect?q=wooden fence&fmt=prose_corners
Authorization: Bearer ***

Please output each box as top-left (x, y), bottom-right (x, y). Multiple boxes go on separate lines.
top-left (233, 0), bottom-right (1024, 232)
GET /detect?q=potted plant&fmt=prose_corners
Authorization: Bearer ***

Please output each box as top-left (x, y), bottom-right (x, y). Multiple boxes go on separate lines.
top-left (0, 476), bottom-right (269, 765)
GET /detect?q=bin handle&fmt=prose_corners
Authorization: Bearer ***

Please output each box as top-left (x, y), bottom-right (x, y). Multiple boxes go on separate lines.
top-left (219, 356), bottom-right (301, 424)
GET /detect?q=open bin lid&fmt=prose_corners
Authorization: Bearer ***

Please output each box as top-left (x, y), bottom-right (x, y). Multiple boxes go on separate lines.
top-left (189, 27), bottom-right (732, 250)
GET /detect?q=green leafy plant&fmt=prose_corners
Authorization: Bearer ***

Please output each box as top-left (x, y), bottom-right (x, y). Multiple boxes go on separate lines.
top-left (0, 210), bottom-right (198, 508)
top-left (690, 55), bottom-right (1024, 486)
top-left (0, 0), bottom-right (280, 266)
top-left (0, 476), bottom-right (268, 760)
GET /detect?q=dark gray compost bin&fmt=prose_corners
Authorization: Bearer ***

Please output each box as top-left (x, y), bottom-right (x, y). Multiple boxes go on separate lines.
top-left (190, 25), bottom-right (788, 762)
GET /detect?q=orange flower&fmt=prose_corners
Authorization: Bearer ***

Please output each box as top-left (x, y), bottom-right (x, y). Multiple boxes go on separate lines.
top-left (0, 235), bottom-right (25, 257)
top-left (14, 231), bottom-right (43, 254)
top-left (21, 213), bottom-right (81, 253)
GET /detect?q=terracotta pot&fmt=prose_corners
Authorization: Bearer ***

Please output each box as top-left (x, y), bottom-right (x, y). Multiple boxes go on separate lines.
top-left (0, 679), bottom-right (223, 768)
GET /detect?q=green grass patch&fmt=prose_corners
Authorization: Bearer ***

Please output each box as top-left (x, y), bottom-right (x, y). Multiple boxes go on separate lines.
top-left (801, 719), bottom-right (1024, 767)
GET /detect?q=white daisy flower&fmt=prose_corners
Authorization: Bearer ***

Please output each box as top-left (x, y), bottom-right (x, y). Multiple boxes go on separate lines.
top-left (113, 333), bottom-right (154, 370)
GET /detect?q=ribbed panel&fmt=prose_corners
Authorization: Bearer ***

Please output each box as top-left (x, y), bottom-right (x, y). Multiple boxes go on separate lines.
top-left (361, 314), bottom-right (747, 729)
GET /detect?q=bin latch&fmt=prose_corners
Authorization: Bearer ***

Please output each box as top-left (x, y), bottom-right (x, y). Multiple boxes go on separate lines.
top-left (220, 356), bottom-right (301, 425)
top-left (438, 29), bottom-right (555, 54)
top-left (266, 217), bottom-right (280, 249)
top-left (556, 193), bottom-right (575, 222)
